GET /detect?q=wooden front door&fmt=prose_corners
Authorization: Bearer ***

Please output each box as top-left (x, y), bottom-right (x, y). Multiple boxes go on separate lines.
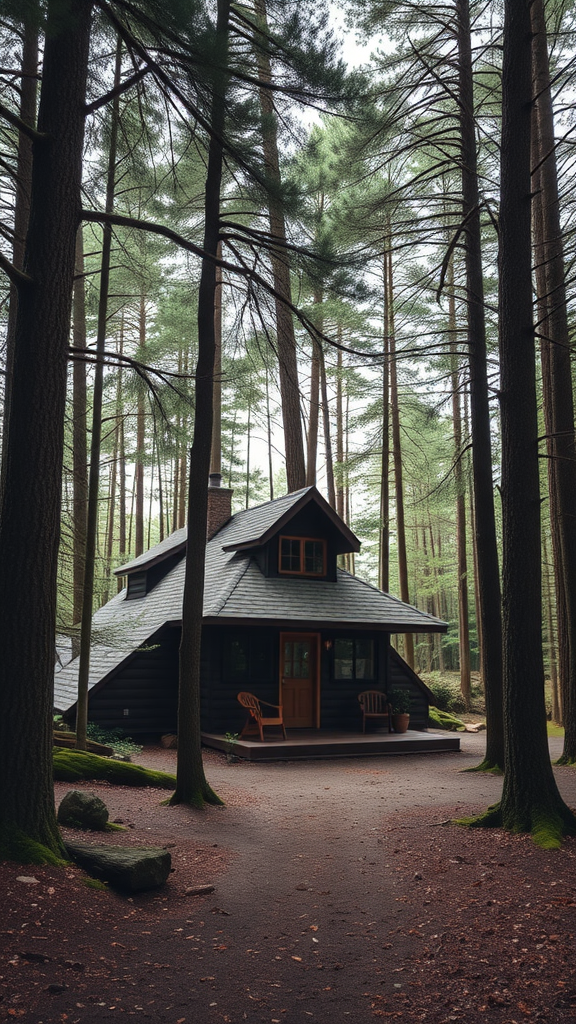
top-left (280, 633), bottom-right (319, 728)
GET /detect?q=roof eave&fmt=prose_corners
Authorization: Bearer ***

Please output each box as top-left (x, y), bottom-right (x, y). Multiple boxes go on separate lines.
top-left (222, 488), bottom-right (361, 553)
top-left (114, 542), bottom-right (186, 577)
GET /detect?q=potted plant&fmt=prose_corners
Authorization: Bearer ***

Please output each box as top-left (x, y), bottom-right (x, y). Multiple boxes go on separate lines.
top-left (389, 688), bottom-right (411, 733)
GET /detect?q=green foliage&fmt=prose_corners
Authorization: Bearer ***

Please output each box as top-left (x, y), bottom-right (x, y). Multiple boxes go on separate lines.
top-left (427, 677), bottom-right (463, 712)
top-left (86, 723), bottom-right (142, 758)
top-left (389, 688), bottom-right (411, 714)
top-left (53, 749), bottom-right (175, 789)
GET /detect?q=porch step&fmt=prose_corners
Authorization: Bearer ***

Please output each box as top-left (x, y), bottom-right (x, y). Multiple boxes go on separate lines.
top-left (201, 729), bottom-right (460, 761)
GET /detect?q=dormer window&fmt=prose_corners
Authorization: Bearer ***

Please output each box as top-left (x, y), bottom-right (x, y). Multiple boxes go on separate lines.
top-left (279, 536), bottom-right (326, 577)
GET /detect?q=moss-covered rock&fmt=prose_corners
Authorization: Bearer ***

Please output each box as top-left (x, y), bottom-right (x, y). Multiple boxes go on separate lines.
top-left (57, 790), bottom-right (109, 830)
top-left (428, 707), bottom-right (466, 732)
top-left (53, 749), bottom-right (176, 789)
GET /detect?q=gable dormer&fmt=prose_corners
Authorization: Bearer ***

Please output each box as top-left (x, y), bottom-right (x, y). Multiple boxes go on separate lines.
top-left (221, 486), bottom-right (360, 582)
top-left (115, 529), bottom-right (187, 599)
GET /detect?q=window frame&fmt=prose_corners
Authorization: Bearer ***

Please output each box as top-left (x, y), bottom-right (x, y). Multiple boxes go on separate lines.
top-left (278, 535), bottom-right (327, 577)
top-left (333, 637), bottom-right (376, 682)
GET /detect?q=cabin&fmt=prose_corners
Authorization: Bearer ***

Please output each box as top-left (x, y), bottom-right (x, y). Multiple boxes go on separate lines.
top-left (54, 482), bottom-right (450, 754)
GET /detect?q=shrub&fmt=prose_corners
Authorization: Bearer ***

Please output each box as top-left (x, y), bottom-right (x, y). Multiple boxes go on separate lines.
top-left (86, 723), bottom-right (142, 758)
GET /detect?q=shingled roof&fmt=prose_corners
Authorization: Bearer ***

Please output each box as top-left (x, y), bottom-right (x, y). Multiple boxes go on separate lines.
top-left (54, 488), bottom-right (446, 713)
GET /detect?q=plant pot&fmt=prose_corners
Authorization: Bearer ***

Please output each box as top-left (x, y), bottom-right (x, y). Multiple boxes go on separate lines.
top-left (392, 713), bottom-right (410, 734)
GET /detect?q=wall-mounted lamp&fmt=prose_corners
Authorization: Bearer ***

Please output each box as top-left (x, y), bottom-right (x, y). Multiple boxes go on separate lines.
top-left (324, 639), bottom-right (333, 651)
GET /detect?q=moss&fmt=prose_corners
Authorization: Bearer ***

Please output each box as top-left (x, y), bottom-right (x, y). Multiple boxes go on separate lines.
top-left (83, 877), bottom-right (108, 891)
top-left (428, 707), bottom-right (466, 732)
top-left (455, 800), bottom-right (576, 848)
top-left (0, 825), bottom-right (67, 866)
top-left (455, 802), bottom-right (503, 829)
top-left (104, 822), bottom-right (127, 832)
top-left (555, 753), bottom-right (576, 767)
top-left (53, 749), bottom-right (176, 789)
top-left (463, 758), bottom-right (504, 775)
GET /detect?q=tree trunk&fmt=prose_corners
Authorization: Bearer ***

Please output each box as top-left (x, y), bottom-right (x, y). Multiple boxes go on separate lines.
top-left (72, 229), bottom-right (88, 657)
top-left (456, 0), bottom-right (504, 768)
top-left (335, 343), bottom-right (345, 522)
top-left (254, 0), bottom-right (306, 492)
top-left (170, 0), bottom-right (230, 808)
top-left (319, 343), bottom-right (336, 509)
top-left (306, 340), bottom-right (320, 486)
top-left (0, 0), bottom-right (93, 861)
top-left (447, 257), bottom-right (471, 705)
top-left (210, 242), bottom-right (223, 478)
top-left (76, 37), bottom-right (122, 750)
top-left (531, 0), bottom-right (576, 764)
top-left (1, 13), bottom-right (38, 498)
top-left (387, 232), bottom-right (414, 667)
top-left (481, 0), bottom-right (575, 843)
top-left (135, 289), bottom-right (146, 555)
top-left (379, 261), bottom-right (390, 593)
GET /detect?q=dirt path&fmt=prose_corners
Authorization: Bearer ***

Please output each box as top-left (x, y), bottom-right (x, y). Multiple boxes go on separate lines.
top-left (2, 735), bottom-right (576, 1023)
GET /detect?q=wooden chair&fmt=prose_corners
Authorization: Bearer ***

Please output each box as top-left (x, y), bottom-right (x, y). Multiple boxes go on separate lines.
top-left (358, 690), bottom-right (392, 733)
top-left (237, 692), bottom-right (287, 742)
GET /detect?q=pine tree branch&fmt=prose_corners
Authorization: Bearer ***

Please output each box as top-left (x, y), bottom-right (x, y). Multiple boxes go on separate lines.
top-left (84, 66), bottom-right (150, 115)
top-left (0, 101), bottom-right (45, 142)
top-left (0, 250), bottom-right (32, 288)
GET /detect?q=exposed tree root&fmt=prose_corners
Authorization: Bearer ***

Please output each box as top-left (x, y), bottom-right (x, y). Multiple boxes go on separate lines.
top-left (169, 782), bottom-right (224, 809)
top-left (455, 800), bottom-right (576, 848)
top-left (462, 759), bottom-right (504, 775)
top-left (555, 754), bottom-right (576, 767)
top-left (0, 825), bottom-right (66, 866)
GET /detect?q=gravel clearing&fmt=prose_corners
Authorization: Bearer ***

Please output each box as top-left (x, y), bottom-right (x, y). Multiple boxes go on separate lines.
top-left (1, 733), bottom-right (576, 1023)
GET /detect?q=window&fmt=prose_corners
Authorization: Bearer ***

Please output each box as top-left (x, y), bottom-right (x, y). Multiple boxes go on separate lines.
top-left (222, 632), bottom-right (272, 683)
top-left (279, 536), bottom-right (326, 576)
top-left (334, 638), bottom-right (375, 681)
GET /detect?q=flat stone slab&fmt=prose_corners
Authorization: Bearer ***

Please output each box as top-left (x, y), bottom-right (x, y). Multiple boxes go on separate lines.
top-left (65, 841), bottom-right (171, 892)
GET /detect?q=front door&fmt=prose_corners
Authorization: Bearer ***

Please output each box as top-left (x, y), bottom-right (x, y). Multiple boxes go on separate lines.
top-left (280, 633), bottom-right (319, 728)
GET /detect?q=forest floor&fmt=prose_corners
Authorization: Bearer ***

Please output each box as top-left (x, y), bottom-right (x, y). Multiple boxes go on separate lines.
top-left (2, 733), bottom-right (576, 1023)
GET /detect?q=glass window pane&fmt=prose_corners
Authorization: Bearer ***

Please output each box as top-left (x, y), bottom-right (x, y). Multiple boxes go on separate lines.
top-left (334, 639), bottom-right (354, 680)
top-left (304, 540), bottom-right (324, 574)
top-left (292, 641), bottom-right (310, 678)
top-left (280, 537), bottom-right (301, 572)
top-left (355, 640), bottom-right (374, 679)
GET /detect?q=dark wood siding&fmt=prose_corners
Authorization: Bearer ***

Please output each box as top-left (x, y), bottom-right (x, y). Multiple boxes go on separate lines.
top-left (387, 647), bottom-right (429, 728)
top-left (201, 625), bottom-right (279, 734)
top-left (319, 629), bottom-right (389, 730)
top-left (87, 627), bottom-right (180, 735)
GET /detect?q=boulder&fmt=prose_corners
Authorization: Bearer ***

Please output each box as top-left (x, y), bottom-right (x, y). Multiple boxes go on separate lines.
top-left (57, 790), bottom-right (109, 830)
top-left (160, 734), bottom-right (178, 749)
top-left (65, 841), bottom-right (172, 892)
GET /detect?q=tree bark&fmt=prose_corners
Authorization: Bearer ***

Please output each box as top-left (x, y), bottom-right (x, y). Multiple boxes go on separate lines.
top-left (170, 0), bottom-right (229, 808)
top-left (135, 289), bottom-right (146, 555)
top-left (254, 0), bottom-right (306, 492)
top-left (306, 340), bottom-right (320, 486)
top-left (387, 232), bottom-right (414, 667)
top-left (72, 229), bottom-right (88, 656)
top-left (76, 36), bottom-right (122, 750)
top-left (456, 0), bottom-right (504, 767)
top-left (484, 0), bottom-right (575, 842)
top-left (379, 261), bottom-right (390, 593)
top-left (447, 257), bottom-right (471, 705)
top-left (1, 12), bottom-right (38, 499)
top-left (531, 0), bottom-right (576, 764)
top-left (0, 0), bottom-right (93, 861)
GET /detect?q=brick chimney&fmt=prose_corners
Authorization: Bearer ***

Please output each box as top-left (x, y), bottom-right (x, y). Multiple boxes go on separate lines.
top-left (207, 473), bottom-right (233, 540)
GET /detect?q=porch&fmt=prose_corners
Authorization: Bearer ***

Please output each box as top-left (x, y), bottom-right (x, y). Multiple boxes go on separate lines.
top-left (201, 727), bottom-right (460, 761)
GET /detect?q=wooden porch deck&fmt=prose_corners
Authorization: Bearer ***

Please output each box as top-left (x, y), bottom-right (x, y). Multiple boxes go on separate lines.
top-left (201, 728), bottom-right (460, 761)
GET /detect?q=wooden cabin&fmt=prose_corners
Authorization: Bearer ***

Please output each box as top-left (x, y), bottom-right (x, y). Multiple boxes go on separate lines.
top-left (55, 483), bottom-right (446, 740)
